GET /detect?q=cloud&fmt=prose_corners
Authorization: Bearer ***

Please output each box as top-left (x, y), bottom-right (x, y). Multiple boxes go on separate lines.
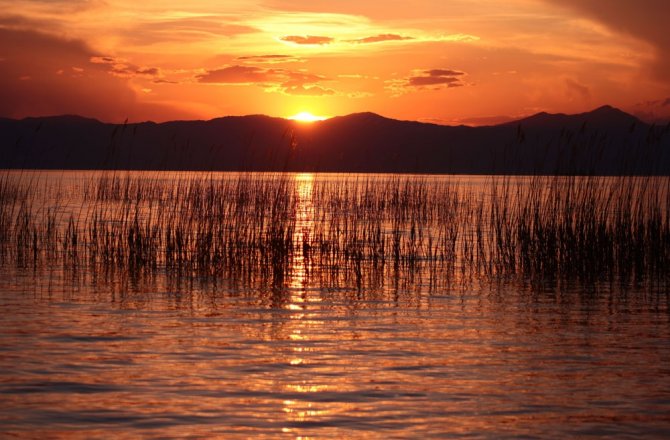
top-left (408, 76), bottom-right (461, 87)
top-left (276, 31), bottom-right (473, 48)
top-left (6, 0), bottom-right (106, 13)
top-left (385, 68), bottom-right (467, 96)
top-left (197, 65), bottom-right (282, 84)
top-left (196, 65), bottom-right (335, 96)
top-left (90, 55), bottom-right (163, 80)
top-left (236, 54), bottom-right (303, 64)
top-left (407, 69), bottom-right (465, 87)
top-left (89, 56), bottom-right (117, 64)
top-left (136, 67), bottom-right (159, 76)
top-left (347, 34), bottom-right (413, 44)
top-left (0, 27), bottom-right (191, 122)
top-left (451, 115), bottom-right (517, 126)
top-left (564, 78), bottom-right (590, 101)
top-left (152, 78), bottom-right (179, 84)
top-left (280, 35), bottom-right (333, 45)
top-left (119, 17), bottom-right (258, 45)
top-left (112, 65), bottom-right (162, 79)
top-left (632, 97), bottom-right (670, 123)
top-left (426, 69), bottom-right (464, 77)
top-left (282, 85), bottom-right (335, 96)
top-left (544, 0), bottom-right (670, 78)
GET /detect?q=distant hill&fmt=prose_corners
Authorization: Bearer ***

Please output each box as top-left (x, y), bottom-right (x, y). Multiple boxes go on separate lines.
top-left (1, 106), bottom-right (669, 174)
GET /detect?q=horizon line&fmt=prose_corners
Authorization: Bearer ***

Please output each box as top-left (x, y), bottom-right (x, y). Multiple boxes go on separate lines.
top-left (2, 104), bottom-right (657, 128)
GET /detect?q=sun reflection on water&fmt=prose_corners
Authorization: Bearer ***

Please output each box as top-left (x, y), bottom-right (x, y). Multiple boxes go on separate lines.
top-left (290, 172), bottom-right (315, 292)
top-left (281, 173), bottom-right (337, 432)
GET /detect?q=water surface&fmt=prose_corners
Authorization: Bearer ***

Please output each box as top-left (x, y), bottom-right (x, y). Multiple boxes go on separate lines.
top-left (1, 171), bottom-right (669, 438)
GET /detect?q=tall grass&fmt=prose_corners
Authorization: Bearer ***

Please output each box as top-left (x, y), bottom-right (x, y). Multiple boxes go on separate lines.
top-left (1, 170), bottom-right (668, 291)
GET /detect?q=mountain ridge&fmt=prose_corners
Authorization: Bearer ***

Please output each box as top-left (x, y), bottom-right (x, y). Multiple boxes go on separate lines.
top-left (1, 106), bottom-right (668, 175)
top-left (2, 105), bottom-right (646, 128)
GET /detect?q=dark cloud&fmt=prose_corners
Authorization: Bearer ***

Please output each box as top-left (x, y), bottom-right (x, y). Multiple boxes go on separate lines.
top-left (564, 78), bottom-right (590, 100)
top-left (152, 78), bottom-right (178, 84)
top-left (408, 76), bottom-right (461, 87)
top-left (280, 35), bottom-right (333, 45)
top-left (427, 69), bottom-right (464, 77)
top-left (347, 33), bottom-right (413, 44)
top-left (386, 68), bottom-right (467, 95)
top-left (196, 65), bottom-right (334, 96)
top-left (90, 56), bottom-right (163, 80)
top-left (136, 67), bottom-right (159, 76)
top-left (90, 56), bottom-right (117, 64)
top-left (0, 27), bottom-right (190, 122)
top-left (406, 69), bottom-right (466, 88)
top-left (109, 64), bottom-right (162, 79)
top-left (545, 0), bottom-right (670, 78)
top-left (632, 97), bottom-right (670, 123)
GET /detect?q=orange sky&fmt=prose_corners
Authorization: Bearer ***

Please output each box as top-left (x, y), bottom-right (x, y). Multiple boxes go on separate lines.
top-left (1, 0), bottom-right (669, 124)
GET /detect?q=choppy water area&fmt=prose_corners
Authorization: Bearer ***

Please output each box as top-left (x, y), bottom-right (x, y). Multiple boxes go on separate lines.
top-left (1, 171), bottom-right (670, 438)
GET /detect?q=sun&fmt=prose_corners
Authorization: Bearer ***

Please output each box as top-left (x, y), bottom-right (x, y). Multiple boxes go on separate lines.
top-left (288, 111), bottom-right (328, 123)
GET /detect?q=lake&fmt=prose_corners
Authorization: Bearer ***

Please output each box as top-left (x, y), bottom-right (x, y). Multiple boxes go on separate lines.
top-left (1, 171), bottom-right (670, 438)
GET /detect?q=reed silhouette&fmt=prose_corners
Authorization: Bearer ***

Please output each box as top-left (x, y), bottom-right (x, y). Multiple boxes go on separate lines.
top-left (1, 169), bottom-right (668, 292)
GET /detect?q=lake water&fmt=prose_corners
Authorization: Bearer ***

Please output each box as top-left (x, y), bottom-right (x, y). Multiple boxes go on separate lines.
top-left (1, 171), bottom-right (670, 438)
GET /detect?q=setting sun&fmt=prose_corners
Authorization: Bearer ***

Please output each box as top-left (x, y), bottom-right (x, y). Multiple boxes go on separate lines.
top-left (288, 112), bottom-right (329, 123)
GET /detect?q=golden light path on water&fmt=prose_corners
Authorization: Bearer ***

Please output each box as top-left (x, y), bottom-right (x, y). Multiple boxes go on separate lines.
top-left (283, 173), bottom-right (329, 432)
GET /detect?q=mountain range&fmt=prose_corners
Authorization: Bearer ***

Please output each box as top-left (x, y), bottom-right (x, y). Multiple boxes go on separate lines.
top-left (1, 106), bottom-right (669, 174)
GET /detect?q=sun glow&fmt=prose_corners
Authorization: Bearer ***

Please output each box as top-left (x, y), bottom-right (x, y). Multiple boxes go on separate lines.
top-left (288, 112), bottom-right (328, 122)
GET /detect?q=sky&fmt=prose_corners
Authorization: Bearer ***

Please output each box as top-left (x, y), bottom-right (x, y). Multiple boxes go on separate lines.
top-left (1, 0), bottom-right (669, 124)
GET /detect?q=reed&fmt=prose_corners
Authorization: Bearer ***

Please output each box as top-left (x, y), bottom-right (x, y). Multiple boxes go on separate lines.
top-left (1, 167), bottom-right (668, 292)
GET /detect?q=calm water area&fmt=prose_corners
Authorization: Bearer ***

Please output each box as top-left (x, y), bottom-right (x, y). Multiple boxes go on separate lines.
top-left (1, 171), bottom-right (670, 438)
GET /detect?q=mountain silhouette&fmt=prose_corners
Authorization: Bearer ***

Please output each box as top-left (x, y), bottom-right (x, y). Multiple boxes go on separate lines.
top-left (1, 106), bottom-right (669, 174)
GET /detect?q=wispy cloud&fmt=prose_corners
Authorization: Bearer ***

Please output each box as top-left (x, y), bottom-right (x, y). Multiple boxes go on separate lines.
top-left (196, 64), bottom-right (336, 96)
top-left (236, 54), bottom-right (303, 63)
top-left (119, 16), bottom-right (258, 45)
